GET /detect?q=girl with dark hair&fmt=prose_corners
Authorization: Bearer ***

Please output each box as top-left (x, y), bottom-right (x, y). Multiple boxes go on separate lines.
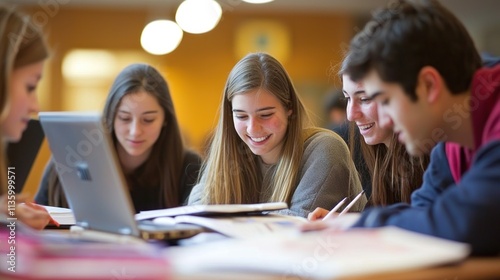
top-left (36, 64), bottom-right (201, 212)
top-left (308, 54), bottom-right (429, 220)
top-left (309, 75), bottom-right (429, 220)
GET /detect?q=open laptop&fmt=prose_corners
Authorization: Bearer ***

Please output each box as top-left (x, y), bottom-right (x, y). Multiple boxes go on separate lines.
top-left (38, 111), bottom-right (203, 241)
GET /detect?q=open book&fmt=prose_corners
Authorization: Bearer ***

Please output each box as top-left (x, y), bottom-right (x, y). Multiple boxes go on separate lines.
top-left (167, 227), bottom-right (471, 279)
top-left (136, 202), bottom-right (296, 239)
top-left (152, 214), bottom-right (307, 238)
top-left (135, 202), bottom-right (288, 220)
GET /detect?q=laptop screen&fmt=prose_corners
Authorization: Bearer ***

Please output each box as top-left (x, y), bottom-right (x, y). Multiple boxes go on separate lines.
top-left (39, 112), bottom-right (140, 236)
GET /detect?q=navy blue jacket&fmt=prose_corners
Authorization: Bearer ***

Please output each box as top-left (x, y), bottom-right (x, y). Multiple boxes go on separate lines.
top-left (352, 142), bottom-right (500, 255)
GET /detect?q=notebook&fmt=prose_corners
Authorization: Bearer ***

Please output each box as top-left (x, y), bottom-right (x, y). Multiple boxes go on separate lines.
top-left (42, 205), bottom-right (76, 226)
top-left (38, 111), bottom-right (203, 241)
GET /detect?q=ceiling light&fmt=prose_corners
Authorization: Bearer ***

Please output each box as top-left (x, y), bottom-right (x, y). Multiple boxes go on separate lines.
top-left (175, 0), bottom-right (222, 34)
top-left (141, 20), bottom-right (183, 55)
top-left (242, 0), bottom-right (274, 3)
top-left (62, 50), bottom-right (116, 79)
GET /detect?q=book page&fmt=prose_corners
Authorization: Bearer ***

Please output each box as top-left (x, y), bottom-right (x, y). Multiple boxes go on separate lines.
top-left (164, 214), bottom-right (307, 238)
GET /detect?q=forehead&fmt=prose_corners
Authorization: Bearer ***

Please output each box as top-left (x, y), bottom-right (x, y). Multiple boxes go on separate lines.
top-left (360, 70), bottom-right (386, 98)
top-left (232, 88), bottom-right (280, 107)
top-left (12, 61), bottom-right (44, 79)
top-left (362, 70), bottom-right (409, 102)
top-left (342, 75), bottom-right (364, 95)
top-left (118, 90), bottom-right (161, 110)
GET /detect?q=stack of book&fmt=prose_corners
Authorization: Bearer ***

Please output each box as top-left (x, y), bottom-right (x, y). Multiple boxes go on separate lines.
top-left (42, 205), bottom-right (76, 227)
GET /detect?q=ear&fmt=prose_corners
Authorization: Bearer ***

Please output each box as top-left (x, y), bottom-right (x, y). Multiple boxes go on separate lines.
top-left (417, 66), bottom-right (443, 104)
top-left (287, 109), bottom-right (293, 117)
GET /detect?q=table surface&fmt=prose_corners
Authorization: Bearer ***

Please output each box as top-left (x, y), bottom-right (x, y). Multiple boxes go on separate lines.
top-left (170, 257), bottom-right (500, 280)
top-left (2, 232), bottom-right (499, 280)
top-left (9, 228), bottom-right (498, 280)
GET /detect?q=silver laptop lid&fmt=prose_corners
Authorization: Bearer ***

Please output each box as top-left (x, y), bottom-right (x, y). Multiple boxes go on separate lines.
top-left (39, 112), bottom-right (140, 236)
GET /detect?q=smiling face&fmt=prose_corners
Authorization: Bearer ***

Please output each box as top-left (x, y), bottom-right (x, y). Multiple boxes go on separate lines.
top-left (362, 70), bottom-right (434, 156)
top-left (2, 61), bottom-right (44, 142)
top-left (343, 75), bottom-right (392, 146)
top-left (232, 88), bottom-right (292, 164)
top-left (113, 90), bottom-right (165, 166)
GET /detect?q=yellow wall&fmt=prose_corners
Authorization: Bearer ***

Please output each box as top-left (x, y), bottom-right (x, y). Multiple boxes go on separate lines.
top-left (40, 7), bottom-right (354, 148)
top-left (22, 6), bottom-right (355, 196)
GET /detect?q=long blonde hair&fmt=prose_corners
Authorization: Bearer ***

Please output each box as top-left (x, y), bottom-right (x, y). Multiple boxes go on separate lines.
top-left (200, 53), bottom-right (313, 204)
top-left (0, 6), bottom-right (48, 194)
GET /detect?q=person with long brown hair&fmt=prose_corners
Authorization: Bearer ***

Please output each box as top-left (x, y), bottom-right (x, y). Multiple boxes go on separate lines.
top-left (36, 64), bottom-right (201, 211)
top-left (309, 0), bottom-right (500, 255)
top-left (189, 52), bottom-right (366, 218)
top-left (308, 71), bottom-right (429, 220)
top-left (0, 5), bottom-right (52, 229)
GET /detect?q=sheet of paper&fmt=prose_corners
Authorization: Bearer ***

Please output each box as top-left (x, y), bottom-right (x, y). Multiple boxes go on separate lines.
top-left (167, 227), bottom-right (470, 279)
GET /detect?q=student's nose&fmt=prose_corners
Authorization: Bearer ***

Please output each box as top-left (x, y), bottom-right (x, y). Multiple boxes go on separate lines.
top-left (378, 108), bottom-right (394, 130)
top-left (346, 101), bottom-right (361, 122)
top-left (129, 120), bottom-right (143, 136)
top-left (246, 117), bottom-right (261, 135)
top-left (29, 93), bottom-right (40, 114)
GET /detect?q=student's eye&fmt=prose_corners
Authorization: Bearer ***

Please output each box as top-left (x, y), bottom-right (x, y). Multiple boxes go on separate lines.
top-left (360, 97), bottom-right (373, 103)
top-left (143, 119), bottom-right (155, 124)
top-left (380, 98), bottom-right (390, 106)
top-left (260, 113), bottom-right (273, 119)
top-left (234, 115), bottom-right (247, 120)
top-left (117, 116), bottom-right (131, 122)
top-left (26, 85), bottom-right (37, 93)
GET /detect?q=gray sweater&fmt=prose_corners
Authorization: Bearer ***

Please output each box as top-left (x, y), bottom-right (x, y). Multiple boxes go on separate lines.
top-left (189, 131), bottom-right (366, 218)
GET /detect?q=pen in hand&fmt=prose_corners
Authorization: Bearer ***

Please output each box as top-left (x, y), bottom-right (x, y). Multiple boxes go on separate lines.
top-left (322, 197), bottom-right (347, 221)
top-left (338, 190), bottom-right (365, 216)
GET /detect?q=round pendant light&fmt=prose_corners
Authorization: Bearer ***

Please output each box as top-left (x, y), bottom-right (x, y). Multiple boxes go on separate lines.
top-left (140, 20), bottom-right (183, 55)
top-left (175, 0), bottom-right (222, 34)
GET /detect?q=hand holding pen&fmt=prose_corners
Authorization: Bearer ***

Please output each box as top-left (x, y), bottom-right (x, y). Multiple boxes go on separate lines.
top-left (306, 190), bottom-right (365, 221)
top-left (303, 190), bottom-right (365, 231)
top-left (322, 190), bottom-right (365, 221)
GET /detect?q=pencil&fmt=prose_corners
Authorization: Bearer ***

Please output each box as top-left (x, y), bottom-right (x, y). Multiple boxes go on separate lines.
top-left (322, 197), bottom-right (347, 221)
top-left (338, 190), bottom-right (365, 216)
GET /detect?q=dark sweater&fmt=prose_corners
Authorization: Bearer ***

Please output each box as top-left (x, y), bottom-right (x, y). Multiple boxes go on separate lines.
top-left (35, 150), bottom-right (201, 212)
